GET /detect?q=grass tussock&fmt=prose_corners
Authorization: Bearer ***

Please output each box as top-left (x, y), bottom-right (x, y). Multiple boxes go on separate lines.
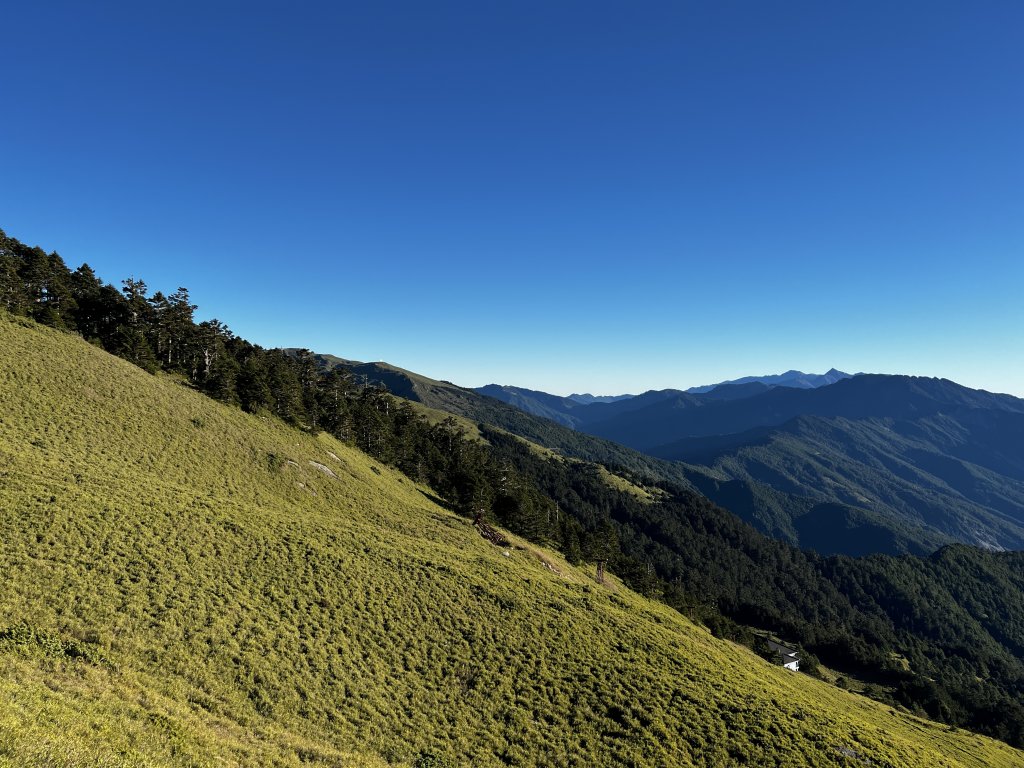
top-left (0, 313), bottom-right (1021, 767)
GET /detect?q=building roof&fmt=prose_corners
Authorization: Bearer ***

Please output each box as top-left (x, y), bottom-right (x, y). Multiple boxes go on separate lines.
top-left (766, 640), bottom-right (800, 665)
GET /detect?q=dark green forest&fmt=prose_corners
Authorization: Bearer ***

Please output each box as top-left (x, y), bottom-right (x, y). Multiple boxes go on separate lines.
top-left (4, 228), bottom-right (1024, 747)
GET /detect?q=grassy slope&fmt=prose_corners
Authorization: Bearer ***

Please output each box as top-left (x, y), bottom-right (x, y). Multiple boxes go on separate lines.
top-left (0, 314), bottom-right (1021, 768)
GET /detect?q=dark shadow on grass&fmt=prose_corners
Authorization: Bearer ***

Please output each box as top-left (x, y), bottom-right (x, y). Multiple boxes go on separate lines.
top-left (418, 488), bottom-right (455, 511)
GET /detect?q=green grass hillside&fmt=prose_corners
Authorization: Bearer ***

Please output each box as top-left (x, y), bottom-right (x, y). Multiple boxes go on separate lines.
top-left (1, 313), bottom-right (1022, 768)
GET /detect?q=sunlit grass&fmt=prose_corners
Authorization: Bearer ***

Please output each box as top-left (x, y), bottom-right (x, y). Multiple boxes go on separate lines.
top-left (0, 312), bottom-right (1020, 767)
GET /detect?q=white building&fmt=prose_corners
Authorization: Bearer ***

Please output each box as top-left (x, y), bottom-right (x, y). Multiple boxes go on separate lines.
top-left (767, 639), bottom-right (800, 671)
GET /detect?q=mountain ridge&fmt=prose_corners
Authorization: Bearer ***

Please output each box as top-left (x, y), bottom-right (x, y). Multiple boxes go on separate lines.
top-left (686, 368), bottom-right (853, 393)
top-left (464, 368), bottom-right (1024, 556)
top-left (567, 392), bottom-right (634, 404)
top-left (472, 369), bottom-right (855, 426)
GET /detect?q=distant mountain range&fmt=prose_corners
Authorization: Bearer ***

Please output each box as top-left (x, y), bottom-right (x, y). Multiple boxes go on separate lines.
top-left (476, 370), bottom-right (853, 426)
top-left (567, 392), bottom-right (634, 404)
top-left (474, 371), bottom-right (1024, 556)
top-left (685, 368), bottom-right (853, 393)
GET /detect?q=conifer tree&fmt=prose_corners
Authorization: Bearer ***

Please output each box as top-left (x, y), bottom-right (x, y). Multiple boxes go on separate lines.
top-left (237, 353), bottom-right (272, 413)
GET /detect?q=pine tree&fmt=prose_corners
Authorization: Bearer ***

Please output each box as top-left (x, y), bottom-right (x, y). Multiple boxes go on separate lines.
top-left (237, 354), bottom-right (272, 413)
top-left (115, 324), bottom-right (159, 373)
top-left (0, 231), bottom-right (30, 315)
top-left (69, 264), bottom-right (105, 339)
top-left (292, 349), bottom-right (321, 430)
top-left (165, 287), bottom-right (197, 371)
top-left (266, 354), bottom-right (305, 424)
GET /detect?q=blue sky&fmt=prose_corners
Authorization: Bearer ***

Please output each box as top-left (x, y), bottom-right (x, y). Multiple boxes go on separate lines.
top-left (2, 1), bottom-right (1022, 396)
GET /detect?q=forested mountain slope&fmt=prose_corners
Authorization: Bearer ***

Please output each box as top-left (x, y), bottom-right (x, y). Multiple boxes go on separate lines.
top-left (475, 367), bottom-right (1024, 555)
top-left (306, 354), bottom-right (700, 485)
top-left (6, 318), bottom-right (1021, 766)
top-left (318, 355), bottom-right (944, 556)
top-left (654, 411), bottom-right (1024, 552)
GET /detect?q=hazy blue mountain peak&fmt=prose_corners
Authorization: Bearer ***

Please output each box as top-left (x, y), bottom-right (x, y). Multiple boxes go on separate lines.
top-left (567, 393), bottom-right (635, 404)
top-left (687, 369), bottom-right (852, 393)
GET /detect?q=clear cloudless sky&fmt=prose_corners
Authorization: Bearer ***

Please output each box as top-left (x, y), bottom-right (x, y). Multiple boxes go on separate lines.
top-left (2, 1), bottom-right (1022, 395)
